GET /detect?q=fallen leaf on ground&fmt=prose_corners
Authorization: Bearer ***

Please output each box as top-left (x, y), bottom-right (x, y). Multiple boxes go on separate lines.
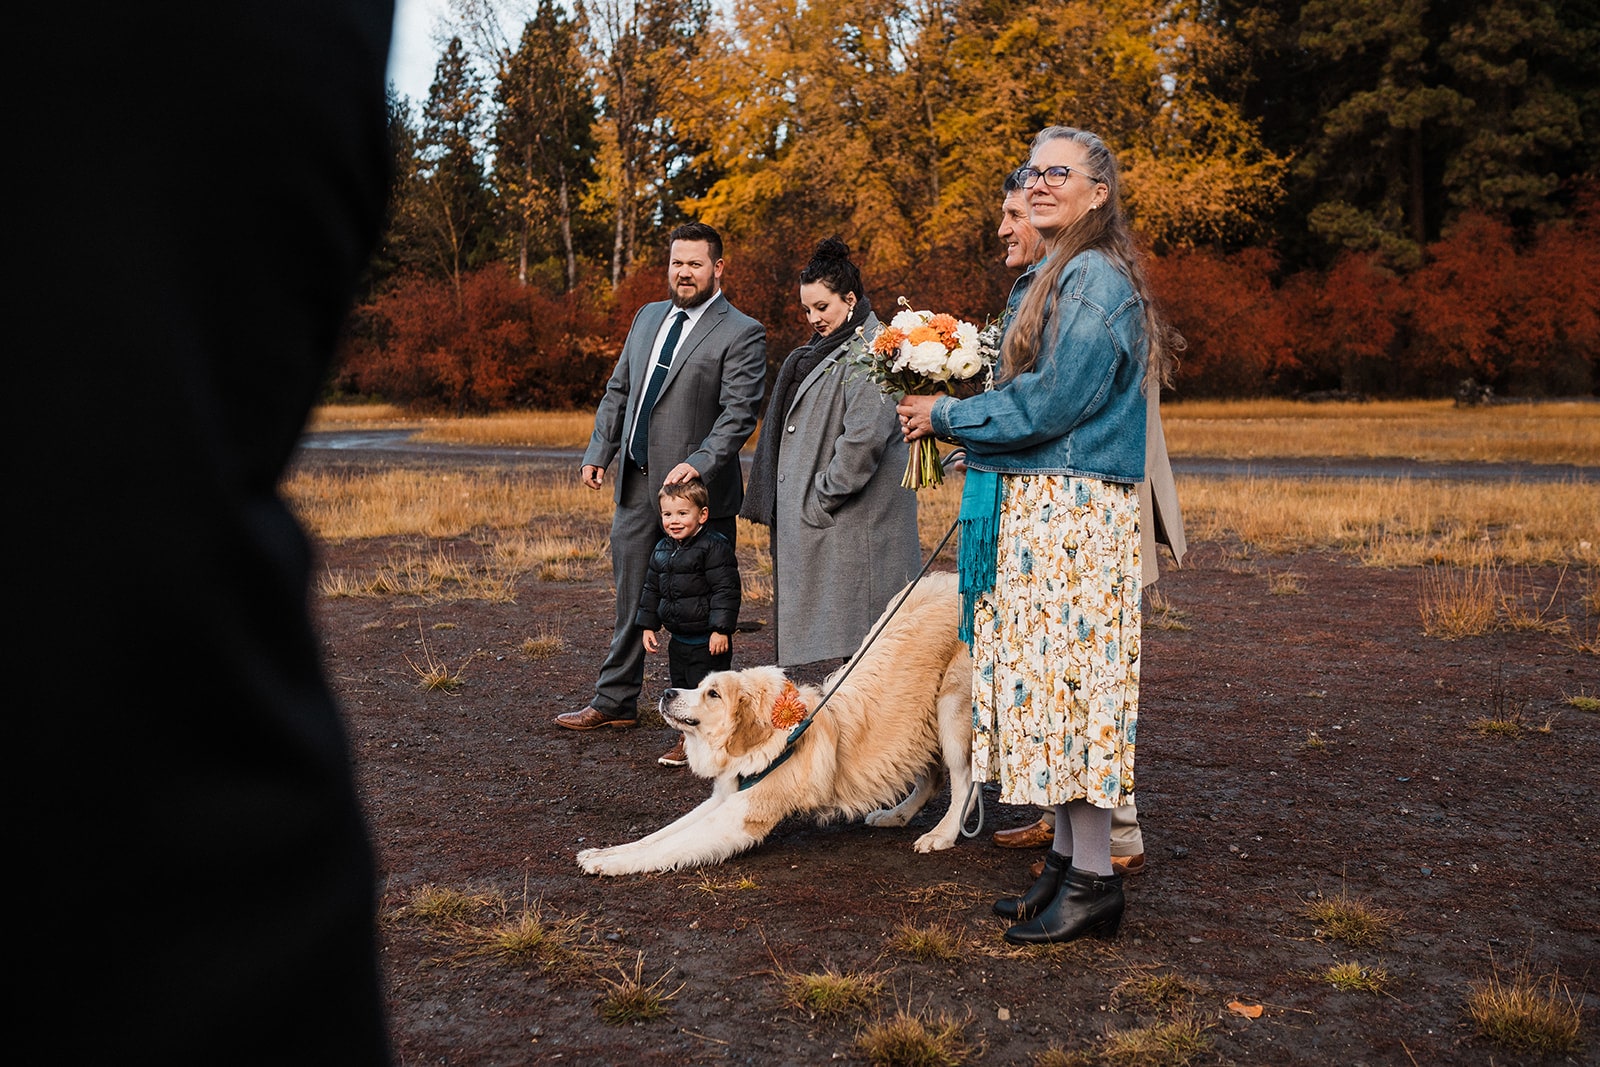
top-left (1228, 1000), bottom-right (1263, 1018)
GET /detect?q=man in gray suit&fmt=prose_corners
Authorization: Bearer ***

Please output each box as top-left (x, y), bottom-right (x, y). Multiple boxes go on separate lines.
top-left (984, 169), bottom-right (1187, 877)
top-left (556, 222), bottom-right (767, 741)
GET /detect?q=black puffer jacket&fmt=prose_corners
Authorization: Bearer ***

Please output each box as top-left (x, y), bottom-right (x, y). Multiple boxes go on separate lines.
top-left (635, 529), bottom-right (741, 638)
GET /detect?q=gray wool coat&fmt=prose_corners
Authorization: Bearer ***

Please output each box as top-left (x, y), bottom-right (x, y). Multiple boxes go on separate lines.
top-left (772, 313), bottom-right (921, 665)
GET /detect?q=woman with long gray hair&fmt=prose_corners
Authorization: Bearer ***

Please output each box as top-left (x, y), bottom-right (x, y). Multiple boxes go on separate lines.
top-left (898, 127), bottom-right (1176, 944)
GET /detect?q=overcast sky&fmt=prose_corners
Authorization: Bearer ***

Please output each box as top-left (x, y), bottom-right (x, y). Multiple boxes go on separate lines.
top-left (387, 0), bottom-right (450, 107)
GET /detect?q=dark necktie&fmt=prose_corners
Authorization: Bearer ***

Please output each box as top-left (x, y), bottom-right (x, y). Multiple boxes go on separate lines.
top-left (629, 309), bottom-right (688, 470)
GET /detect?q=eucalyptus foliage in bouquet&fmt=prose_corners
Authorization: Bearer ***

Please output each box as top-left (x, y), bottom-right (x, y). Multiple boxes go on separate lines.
top-left (855, 297), bottom-right (999, 488)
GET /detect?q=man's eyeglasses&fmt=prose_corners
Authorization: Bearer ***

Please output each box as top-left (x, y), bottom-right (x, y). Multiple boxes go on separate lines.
top-left (1015, 165), bottom-right (1099, 189)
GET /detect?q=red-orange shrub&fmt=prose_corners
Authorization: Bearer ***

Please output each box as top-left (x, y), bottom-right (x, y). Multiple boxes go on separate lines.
top-left (1148, 247), bottom-right (1293, 397)
top-left (1277, 252), bottom-right (1402, 395)
top-left (338, 268), bottom-right (617, 412)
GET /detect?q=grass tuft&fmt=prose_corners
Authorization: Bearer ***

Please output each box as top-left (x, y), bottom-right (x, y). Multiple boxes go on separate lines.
top-left (1419, 562), bottom-right (1500, 638)
top-left (1268, 570), bottom-right (1306, 595)
top-left (685, 871), bottom-right (760, 893)
top-left (470, 904), bottom-right (587, 971)
top-left (1300, 730), bottom-right (1328, 752)
top-left (1305, 887), bottom-right (1396, 948)
top-left (1108, 971), bottom-right (1206, 1015)
top-left (779, 967), bottom-right (884, 1018)
top-left (1097, 1013), bottom-right (1215, 1065)
top-left (406, 620), bottom-right (472, 691)
top-left (1145, 587), bottom-right (1191, 630)
top-left (1566, 692), bottom-right (1600, 712)
top-left (1320, 960), bottom-right (1390, 993)
top-left (1466, 964), bottom-right (1583, 1055)
top-left (393, 883), bottom-right (503, 928)
top-left (596, 953), bottom-right (683, 1024)
top-left (854, 1009), bottom-right (970, 1066)
top-left (890, 920), bottom-right (966, 962)
top-left (519, 627), bottom-right (568, 659)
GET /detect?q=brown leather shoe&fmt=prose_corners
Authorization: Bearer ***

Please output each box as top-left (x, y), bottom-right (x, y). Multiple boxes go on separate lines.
top-left (554, 706), bottom-right (638, 731)
top-left (993, 817), bottom-right (1054, 849)
top-left (658, 736), bottom-right (687, 767)
top-left (1030, 853), bottom-right (1145, 879)
top-left (1113, 853), bottom-right (1146, 877)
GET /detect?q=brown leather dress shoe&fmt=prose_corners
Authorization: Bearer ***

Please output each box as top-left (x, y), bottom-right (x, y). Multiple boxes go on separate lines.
top-left (554, 706), bottom-right (638, 731)
top-left (1030, 853), bottom-right (1145, 879)
top-left (993, 817), bottom-right (1054, 849)
top-left (658, 736), bottom-right (687, 767)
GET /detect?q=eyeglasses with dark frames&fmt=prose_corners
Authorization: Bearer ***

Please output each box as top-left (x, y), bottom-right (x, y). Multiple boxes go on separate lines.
top-left (1015, 164), bottom-right (1100, 189)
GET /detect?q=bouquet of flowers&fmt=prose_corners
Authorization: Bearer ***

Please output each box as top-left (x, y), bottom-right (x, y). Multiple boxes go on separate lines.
top-left (855, 297), bottom-right (999, 488)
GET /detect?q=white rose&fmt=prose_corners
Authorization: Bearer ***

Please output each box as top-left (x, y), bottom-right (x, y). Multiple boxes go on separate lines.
top-left (890, 309), bottom-right (924, 333)
top-left (947, 346), bottom-right (984, 379)
top-left (907, 339), bottom-right (952, 379)
top-left (955, 321), bottom-right (979, 349)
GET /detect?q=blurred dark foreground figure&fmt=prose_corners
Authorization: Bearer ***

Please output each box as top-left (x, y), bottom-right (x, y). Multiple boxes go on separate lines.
top-left (16, 4), bottom-right (395, 1062)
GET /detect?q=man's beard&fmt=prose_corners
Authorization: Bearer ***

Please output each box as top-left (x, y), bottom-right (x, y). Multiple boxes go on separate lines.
top-left (671, 279), bottom-right (715, 309)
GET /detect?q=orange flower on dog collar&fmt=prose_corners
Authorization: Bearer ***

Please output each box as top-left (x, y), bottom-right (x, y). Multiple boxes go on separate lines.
top-left (771, 681), bottom-right (807, 729)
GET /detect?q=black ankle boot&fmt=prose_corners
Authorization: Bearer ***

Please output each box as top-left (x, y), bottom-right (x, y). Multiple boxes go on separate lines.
top-left (993, 850), bottom-right (1070, 921)
top-left (1003, 866), bottom-right (1124, 945)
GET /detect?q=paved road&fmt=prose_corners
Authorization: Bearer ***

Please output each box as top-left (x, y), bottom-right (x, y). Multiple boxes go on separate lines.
top-left (295, 429), bottom-right (1596, 483)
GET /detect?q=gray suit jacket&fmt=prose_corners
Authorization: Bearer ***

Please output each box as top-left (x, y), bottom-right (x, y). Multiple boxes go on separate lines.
top-left (1139, 380), bottom-right (1187, 587)
top-left (584, 293), bottom-right (767, 518)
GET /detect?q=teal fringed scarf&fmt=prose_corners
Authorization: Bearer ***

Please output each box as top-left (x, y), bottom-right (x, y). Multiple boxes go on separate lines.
top-left (957, 468), bottom-right (1001, 647)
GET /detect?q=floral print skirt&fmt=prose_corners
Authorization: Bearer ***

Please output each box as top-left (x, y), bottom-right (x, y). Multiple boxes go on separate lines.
top-left (970, 473), bottom-right (1141, 810)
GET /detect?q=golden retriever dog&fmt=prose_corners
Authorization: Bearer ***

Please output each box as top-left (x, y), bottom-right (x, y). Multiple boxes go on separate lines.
top-left (577, 571), bottom-right (973, 875)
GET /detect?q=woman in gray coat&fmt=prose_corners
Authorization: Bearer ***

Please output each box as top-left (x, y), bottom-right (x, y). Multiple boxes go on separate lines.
top-left (740, 238), bottom-right (921, 673)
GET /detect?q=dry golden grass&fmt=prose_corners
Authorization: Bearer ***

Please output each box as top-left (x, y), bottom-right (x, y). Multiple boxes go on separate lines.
top-left (519, 628), bottom-right (568, 659)
top-left (890, 920), bottom-right (967, 962)
top-left (1037, 1013), bottom-right (1215, 1066)
top-left (288, 409), bottom-right (1597, 598)
top-left (778, 967), bottom-right (885, 1018)
top-left (1319, 961), bottom-right (1391, 994)
top-left (1164, 398), bottom-right (1600, 465)
top-left (1267, 569), bottom-right (1306, 595)
top-left (412, 410), bottom-right (598, 449)
top-left (470, 904), bottom-right (589, 972)
top-left (1184, 477), bottom-right (1597, 567)
top-left (854, 1008), bottom-right (971, 1066)
top-left (390, 883), bottom-right (505, 929)
top-left (1145, 587), bottom-right (1190, 630)
top-left (596, 954), bottom-right (683, 1024)
top-left (1466, 964), bottom-right (1584, 1055)
top-left (1305, 888), bottom-right (1397, 948)
top-left (310, 399), bottom-right (1600, 465)
top-left (406, 620), bottom-right (473, 691)
top-left (1107, 971), bottom-right (1206, 1015)
top-left (305, 402), bottom-right (417, 430)
top-left (684, 871), bottom-right (760, 893)
top-left (321, 545), bottom-right (524, 604)
top-left (285, 468), bottom-right (613, 542)
top-left (1419, 563), bottom-right (1501, 638)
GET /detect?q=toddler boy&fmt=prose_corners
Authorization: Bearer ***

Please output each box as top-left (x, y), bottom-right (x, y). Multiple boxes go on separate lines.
top-left (636, 477), bottom-right (741, 767)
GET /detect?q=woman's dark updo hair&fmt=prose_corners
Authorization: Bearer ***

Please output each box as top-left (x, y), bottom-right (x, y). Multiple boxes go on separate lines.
top-left (798, 236), bottom-right (864, 300)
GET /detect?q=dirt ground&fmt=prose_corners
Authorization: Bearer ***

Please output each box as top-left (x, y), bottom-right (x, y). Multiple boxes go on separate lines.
top-left (295, 447), bottom-right (1597, 1066)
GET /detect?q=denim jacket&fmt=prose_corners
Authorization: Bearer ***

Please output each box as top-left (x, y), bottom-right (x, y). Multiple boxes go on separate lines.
top-left (930, 248), bottom-right (1148, 483)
